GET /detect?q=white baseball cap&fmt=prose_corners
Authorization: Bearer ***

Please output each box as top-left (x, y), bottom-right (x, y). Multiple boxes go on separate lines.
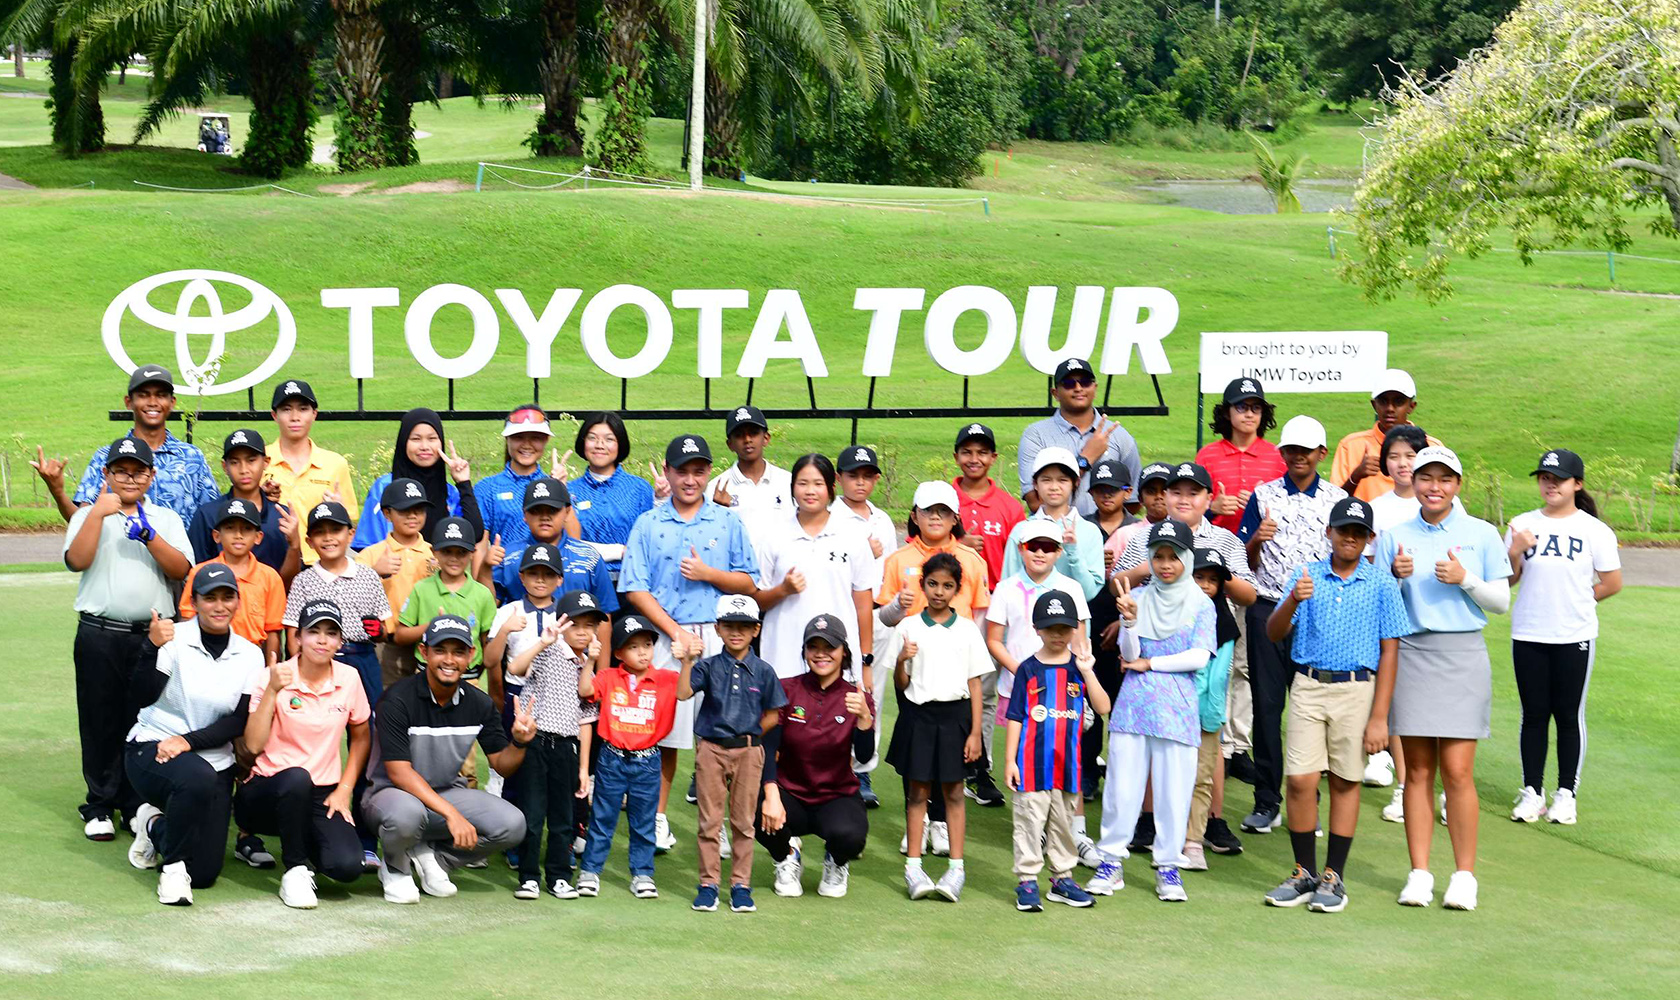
top-left (1017, 519), bottom-right (1062, 545)
top-left (1412, 445), bottom-right (1463, 477)
top-left (1371, 368), bottom-right (1418, 400)
top-left (1030, 446), bottom-right (1080, 480)
top-left (1277, 415), bottom-right (1327, 450)
top-left (911, 480), bottom-right (961, 513)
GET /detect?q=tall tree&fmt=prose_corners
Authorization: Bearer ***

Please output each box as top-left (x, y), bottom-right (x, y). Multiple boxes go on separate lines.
top-left (2, 0), bottom-right (106, 152)
top-left (333, 0), bottom-right (387, 170)
top-left (1287, 0), bottom-right (1519, 103)
top-left (592, 0), bottom-right (661, 172)
top-left (532, 0), bottom-right (585, 155)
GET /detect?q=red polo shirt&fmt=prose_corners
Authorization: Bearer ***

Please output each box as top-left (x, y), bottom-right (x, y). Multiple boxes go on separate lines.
top-left (592, 665), bottom-right (679, 751)
top-left (1194, 438), bottom-right (1286, 533)
top-left (952, 477), bottom-right (1025, 589)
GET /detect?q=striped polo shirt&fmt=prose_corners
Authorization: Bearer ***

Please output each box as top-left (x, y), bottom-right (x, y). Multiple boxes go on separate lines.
top-left (1005, 655), bottom-right (1088, 793)
top-left (366, 673), bottom-right (508, 794)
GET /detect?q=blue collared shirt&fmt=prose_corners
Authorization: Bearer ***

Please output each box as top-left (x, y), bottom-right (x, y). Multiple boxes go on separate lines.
top-left (1016, 410), bottom-right (1141, 517)
top-left (74, 431), bottom-right (221, 524)
top-left (184, 492), bottom-right (292, 573)
top-left (689, 650), bottom-right (787, 740)
top-left (1375, 508), bottom-right (1512, 634)
top-left (496, 534), bottom-right (620, 612)
top-left (1288, 557), bottom-right (1411, 670)
top-left (619, 501), bottom-right (757, 625)
top-left (352, 472), bottom-right (465, 550)
top-left (568, 466), bottom-right (655, 571)
top-left (475, 463), bottom-right (544, 555)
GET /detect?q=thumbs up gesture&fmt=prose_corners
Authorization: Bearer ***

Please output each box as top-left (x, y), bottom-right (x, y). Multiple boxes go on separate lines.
top-left (1508, 522), bottom-right (1537, 557)
top-left (1392, 543), bottom-right (1413, 579)
top-left (500, 608), bottom-right (528, 637)
top-left (897, 639), bottom-right (920, 666)
top-left (1210, 482), bottom-right (1238, 517)
top-left (372, 545), bottom-right (402, 579)
top-left (486, 533), bottom-right (506, 568)
top-left (1254, 507), bottom-right (1278, 544)
top-left (1292, 567), bottom-right (1314, 602)
top-left (1352, 447), bottom-right (1381, 484)
top-left (1435, 547), bottom-right (1467, 585)
top-left (679, 545), bottom-right (711, 583)
top-left (148, 609), bottom-right (174, 647)
top-left (783, 568), bottom-right (807, 595)
top-left (268, 657), bottom-right (296, 693)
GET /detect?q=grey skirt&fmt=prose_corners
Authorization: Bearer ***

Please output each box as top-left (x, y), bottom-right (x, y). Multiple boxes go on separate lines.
top-left (1390, 630), bottom-right (1492, 739)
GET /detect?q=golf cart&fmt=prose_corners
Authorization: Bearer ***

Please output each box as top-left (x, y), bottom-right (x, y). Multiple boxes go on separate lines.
top-left (197, 114), bottom-right (233, 155)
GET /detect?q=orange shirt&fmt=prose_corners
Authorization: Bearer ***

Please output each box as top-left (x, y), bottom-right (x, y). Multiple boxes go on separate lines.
top-left (245, 659), bottom-right (371, 786)
top-left (179, 555), bottom-right (285, 646)
top-left (878, 536), bottom-right (991, 619)
top-left (1330, 423), bottom-right (1443, 502)
top-left (356, 535), bottom-right (434, 622)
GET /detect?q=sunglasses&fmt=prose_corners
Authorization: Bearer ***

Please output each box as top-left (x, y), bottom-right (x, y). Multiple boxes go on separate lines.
top-left (1060, 376), bottom-right (1096, 389)
top-left (1023, 539), bottom-right (1062, 554)
top-left (1231, 400), bottom-right (1263, 414)
top-left (506, 409), bottom-right (548, 425)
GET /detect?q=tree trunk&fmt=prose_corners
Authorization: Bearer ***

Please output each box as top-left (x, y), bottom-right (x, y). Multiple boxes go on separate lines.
top-left (592, 0), bottom-right (651, 174)
top-left (49, 41), bottom-right (103, 155)
top-left (379, 10), bottom-right (422, 167)
top-left (703, 67), bottom-right (743, 179)
top-left (531, 0), bottom-right (584, 156)
top-left (118, 58), bottom-right (127, 85)
top-left (437, 70), bottom-right (453, 99)
top-left (332, 1), bottom-right (387, 172)
top-left (1655, 129), bottom-right (1680, 232)
top-left (13, 44), bottom-right (23, 78)
top-left (243, 32), bottom-right (318, 178)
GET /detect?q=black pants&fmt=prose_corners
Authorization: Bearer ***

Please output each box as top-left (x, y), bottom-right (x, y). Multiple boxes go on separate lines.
top-left (517, 733), bottom-right (579, 884)
top-left (1246, 599), bottom-right (1296, 812)
top-left (756, 792), bottom-right (869, 866)
top-left (74, 621), bottom-right (147, 823)
top-left (1514, 639), bottom-right (1595, 792)
top-left (124, 742), bottom-right (231, 888)
top-left (234, 767), bottom-right (364, 882)
top-left (1080, 653), bottom-right (1124, 785)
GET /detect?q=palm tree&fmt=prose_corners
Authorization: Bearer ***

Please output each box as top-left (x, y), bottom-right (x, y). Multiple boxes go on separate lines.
top-left (532, 0), bottom-right (586, 156)
top-left (1, 0), bottom-right (105, 152)
top-left (592, 0), bottom-right (677, 173)
top-left (1247, 130), bottom-right (1307, 214)
top-left (333, 0), bottom-right (387, 170)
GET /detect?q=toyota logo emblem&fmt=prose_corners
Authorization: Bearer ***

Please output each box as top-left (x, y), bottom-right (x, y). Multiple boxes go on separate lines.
top-left (103, 270), bottom-right (296, 396)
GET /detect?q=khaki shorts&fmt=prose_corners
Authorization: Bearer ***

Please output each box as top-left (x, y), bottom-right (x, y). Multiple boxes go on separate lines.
top-left (1284, 673), bottom-right (1375, 782)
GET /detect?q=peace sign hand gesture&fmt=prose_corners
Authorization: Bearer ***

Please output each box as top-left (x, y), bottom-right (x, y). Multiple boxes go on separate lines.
top-left (510, 694), bottom-right (538, 744)
top-left (1115, 576), bottom-right (1138, 626)
top-left (647, 460), bottom-right (671, 500)
top-left (550, 447), bottom-right (575, 481)
top-left (538, 615), bottom-right (569, 648)
top-left (444, 441), bottom-right (471, 483)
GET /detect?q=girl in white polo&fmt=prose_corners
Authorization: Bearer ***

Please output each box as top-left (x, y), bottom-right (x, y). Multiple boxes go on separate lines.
top-left (1504, 449), bottom-right (1622, 826)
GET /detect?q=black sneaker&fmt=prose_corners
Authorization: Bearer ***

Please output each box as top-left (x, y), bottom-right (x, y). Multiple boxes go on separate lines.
top-left (1202, 816), bottom-right (1244, 855)
top-left (1128, 812), bottom-right (1155, 852)
top-left (1225, 752), bottom-right (1259, 787)
top-left (967, 771), bottom-right (1005, 808)
top-left (235, 834), bottom-right (276, 869)
top-left (685, 775), bottom-right (699, 805)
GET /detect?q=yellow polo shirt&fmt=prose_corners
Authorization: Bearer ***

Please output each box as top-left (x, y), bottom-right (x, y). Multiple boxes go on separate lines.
top-left (356, 536), bottom-right (435, 620)
top-left (264, 440), bottom-right (357, 563)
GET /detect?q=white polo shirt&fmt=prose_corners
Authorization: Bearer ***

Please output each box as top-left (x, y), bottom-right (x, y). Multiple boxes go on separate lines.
top-left (896, 611), bottom-right (994, 705)
top-left (127, 619), bottom-right (266, 771)
top-left (987, 568), bottom-right (1091, 701)
top-left (829, 495), bottom-right (899, 592)
top-left (708, 461), bottom-right (792, 553)
top-left (756, 512), bottom-right (875, 679)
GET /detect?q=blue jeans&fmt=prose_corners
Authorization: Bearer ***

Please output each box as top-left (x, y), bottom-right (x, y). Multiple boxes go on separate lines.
top-left (580, 746), bottom-right (660, 877)
top-left (339, 642), bottom-right (381, 708)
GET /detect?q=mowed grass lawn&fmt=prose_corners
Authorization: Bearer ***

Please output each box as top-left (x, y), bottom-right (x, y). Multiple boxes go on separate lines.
top-left (1, 574), bottom-right (1677, 998)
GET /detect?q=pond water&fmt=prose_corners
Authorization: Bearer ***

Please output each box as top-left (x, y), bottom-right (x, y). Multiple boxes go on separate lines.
top-left (1132, 178), bottom-right (1355, 214)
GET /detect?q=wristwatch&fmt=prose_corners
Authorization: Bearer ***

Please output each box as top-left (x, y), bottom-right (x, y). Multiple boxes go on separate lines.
top-left (1076, 455), bottom-right (1091, 472)
top-left (861, 653), bottom-right (875, 668)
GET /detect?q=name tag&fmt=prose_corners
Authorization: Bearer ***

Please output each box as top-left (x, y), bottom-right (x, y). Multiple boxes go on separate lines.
top-left (577, 500), bottom-right (592, 510)
top-left (497, 492), bottom-right (515, 501)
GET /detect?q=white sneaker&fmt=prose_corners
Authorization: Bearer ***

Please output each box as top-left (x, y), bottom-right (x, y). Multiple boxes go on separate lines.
top-left (127, 803), bottom-right (161, 870)
top-left (1362, 750), bottom-right (1395, 787)
top-left (1397, 868), bottom-right (1434, 907)
top-left (576, 870), bottom-right (600, 896)
top-left (157, 861), bottom-right (193, 906)
top-left (549, 878), bottom-right (579, 899)
top-left (1547, 788), bottom-right (1577, 825)
top-left (1180, 841), bottom-right (1208, 871)
top-left (409, 844), bottom-right (457, 897)
top-left (899, 823), bottom-right (931, 855)
top-left (84, 816), bottom-right (117, 841)
top-left (1510, 786), bottom-right (1547, 823)
top-left (378, 858), bottom-right (420, 904)
top-left (929, 821), bottom-right (951, 857)
top-left (1075, 834), bottom-right (1104, 870)
top-left (629, 874), bottom-right (659, 898)
top-left (719, 825), bottom-right (732, 860)
top-left (280, 865), bottom-right (318, 909)
top-left (773, 850), bottom-right (804, 897)
top-left (1443, 870), bottom-right (1478, 911)
top-left (513, 879), bottom-right (540, 899)
top-left (818, 856), bottom-right (849, 898)
top-left (1381, 785), bottom-right (1406, 823)
top-left (1438, 791), bottom-right (1449, 826)
top-left (654, 813), bottom-right (677, 852)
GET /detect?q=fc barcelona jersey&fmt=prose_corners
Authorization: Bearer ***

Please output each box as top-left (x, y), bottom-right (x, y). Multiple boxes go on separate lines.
top-left (1004, 655), bottom-right (1087, 793)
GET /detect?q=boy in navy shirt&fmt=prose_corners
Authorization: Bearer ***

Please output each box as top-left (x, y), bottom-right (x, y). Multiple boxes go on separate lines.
top-left (185, 429), bottom-right (301, 584)
top-left (1004, 591), bottom-right (1110, 912)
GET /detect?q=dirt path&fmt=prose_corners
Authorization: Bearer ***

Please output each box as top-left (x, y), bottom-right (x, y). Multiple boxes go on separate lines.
top-left (0, 172), bottom-right (34, 190)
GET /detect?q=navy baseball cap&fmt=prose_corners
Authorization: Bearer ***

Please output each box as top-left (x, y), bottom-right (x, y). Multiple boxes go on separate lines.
top-left (954, 422), bottom-right (996, 451)
top-left (1328, 497), bottom-right (1375, 531)
top-left (803, 614), bottom-right (847, 649)
top-left (432, 516), bottom-right (476, 551)
top-left (837, 444), bottom-right (881, 473)
top-left (1031, 590), bottom-right (1080, 629)
top-left (105, 435), bottom-right (155, 469)
top-left (1147, 518), bottom-right (1194, 552)
top-left (222, 428), bottom-right (265, 458)
top-left (270, 379), bottom-right (317, 408)
top-left (1532, 449), bottom-right (1585, 481)
top-left (191, 563), bottom-right (239, 596)
top-left (1192, 546), bottom-right (1232, 580)
top-left (612, 614), bottom-right (659, 650)
top-left (725, 405), bottom-right (769, 436)
top-left (519, 543), bottom-right (560, 573)
top-left (1090, 458), bottom-right (1132, 491)
top-left (1167, 462), bottom-right (1213, 491)
top-left (381, 478), bottom-right (429, 511)
top-left (213, 495), bottom-right (262, 529)
top-left (297, 599), bottom-right (343, 631)
top-left (422, 614), bottom-right (474, 649)
top-left (127, 364), bottom-right (174, 394)
top-left (1054, 358), bottom-right (1095, 384)
top-left (665, 434), bottom-right (712, 469)
top-left (306, 499), bottom-right (352, 530)
top-left (1139, 462), bottom-right (1172, 488)
top-left (523, 477), bottom-right (570, 510)
top-left (1222, 377), bottom-right (1265, 405)
top-left (558, 589), bottom-right (608, 623)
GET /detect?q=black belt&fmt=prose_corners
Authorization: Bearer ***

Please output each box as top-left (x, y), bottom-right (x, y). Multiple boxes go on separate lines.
top-left (534, 732), bottom-right (580, 747)
top-left (1297, 667), bottom-right (1374, 684)
top-left (603, 742), bottom-right (660, 759)
top-left (78, 612), bottom-right (149, 633)
top-left (703, 734), bottom-right (761, 750)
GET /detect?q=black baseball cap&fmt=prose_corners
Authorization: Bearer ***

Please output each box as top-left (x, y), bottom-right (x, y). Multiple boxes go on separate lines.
top-left (837, 444), bottom-right (881, 473)
top-left (803, 614), bottom-right (847, 649)
top-left (306, 499), bottom-right (352, 531)
top-left (1054, 358), bottom-right (1095, 384)
top-left (191, 563), bottom-right (240, 596)
top-left (1090, 459), bottom-right (1132, 491)
top-left (270, 379), bottom-right (317, 409)
top-left (1031, 590), bottom-right (1080, 629)
top-left (612, 614), bottom-right (659, 650)
top-left (381, 477), bottom-right (429, 511)
top-left (126, 364), bottom-right (174, 394)
top-left (213, 495), bottom-right (262, 529)
top-left (1223, 377), bottom-right (1265, 405)
top-left (954, 422), bottom-right (996, 451)
top-left (725, 405), bottom-right (769, 436)
top-left (1139, 462), bottom-right (1172, 488)
top-left (1328, 497), bottom-right (1375, 531)
top-left (105, 435), bottom-right (155, 469)
top-left (432, 516), bottom-right (476, 551)
top-left (1147, 518), bottom-right (1194, 552)
top-left (665, 434), bottom-right (713, 469)
top-left (1192, 547), bottom-right (1232, 580)
top-left (519, 542), bottom-right (561, 573)
top-left (523, 477), bottom-right (570, 511)
top-left (298, 599), bottom-right (343, 631)
top-left (557, 589), bottom-right (608, 623)
top-left (1531, 449), bottom-right (1585, 481)
top-left (422, 615), bottom-right (474, 649)
top-left (1166, 461), bottom-right (1212, 491)
top-left (221, 428), bottom-right (266, 458)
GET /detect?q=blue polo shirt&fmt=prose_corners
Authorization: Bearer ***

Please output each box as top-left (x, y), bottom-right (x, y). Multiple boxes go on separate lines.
top-left (1288, 557), bottom-right (1411, 671)
top-left (496, 533), bottom-right (620, 612)
top-left (689, 650), bottom-right (787, 740)
top-left (74, 431), bottom-right (221, 524)
top-left (569, 467), bottom-right (655, 574)
top-left (1375, 508), bottom-right (1512, 634)
top-left (1016, 410), bottom-right (1142, 517)
top-left (619, 501), bottom-right (757, 625)
top-left (184, 492), bottom-right (292, 574)
top-left (475, 463), bottom-right (544, 555)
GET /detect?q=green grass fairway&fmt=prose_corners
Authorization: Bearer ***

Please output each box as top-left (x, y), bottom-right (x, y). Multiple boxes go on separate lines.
top-left (2, 574), bottom-right (1677, 998)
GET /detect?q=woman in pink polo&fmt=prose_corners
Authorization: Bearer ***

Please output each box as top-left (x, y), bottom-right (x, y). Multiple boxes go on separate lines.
top-left (237, 599), bottom-right (372, 908)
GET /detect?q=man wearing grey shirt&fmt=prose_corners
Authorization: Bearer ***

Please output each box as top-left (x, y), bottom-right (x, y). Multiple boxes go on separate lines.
top-left (1017, 358), bottom-right (1142, 517)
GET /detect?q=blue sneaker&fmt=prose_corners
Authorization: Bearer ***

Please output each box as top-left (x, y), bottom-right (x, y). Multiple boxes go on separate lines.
top-left (1049, 877), bottom-right (1095, 908)
top-left (730, 885), bottom-right (757, 912)
top-left (692, 884), bottom-right (719, 911)
top-left (1015, 879), bottom-right (1043, 912)
top-left (856, 771), bottom-right (879, 809)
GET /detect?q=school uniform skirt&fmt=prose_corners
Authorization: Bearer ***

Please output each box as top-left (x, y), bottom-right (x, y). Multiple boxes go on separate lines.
top-left (1391, 630), bottom-right (1492, 740)
top-left (886, 697), bottom-right (972, 785)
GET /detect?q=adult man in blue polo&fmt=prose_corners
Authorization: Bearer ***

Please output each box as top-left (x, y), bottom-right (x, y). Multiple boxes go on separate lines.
top-left (1017, 358), bottom-right (1142, 517)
